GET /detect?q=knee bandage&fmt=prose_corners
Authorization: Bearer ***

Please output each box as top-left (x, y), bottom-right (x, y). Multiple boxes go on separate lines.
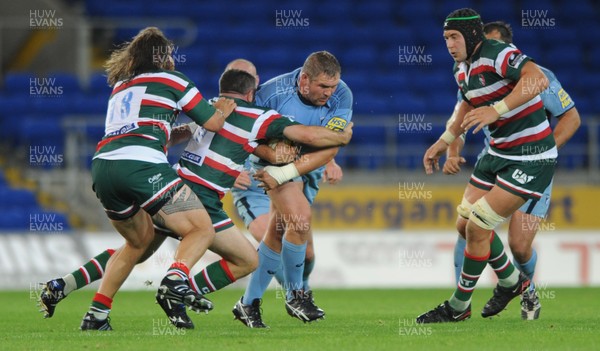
top-left (456, 198), bottom-right (472, 219)
top-left (469, 197), bottom-right (506, 230)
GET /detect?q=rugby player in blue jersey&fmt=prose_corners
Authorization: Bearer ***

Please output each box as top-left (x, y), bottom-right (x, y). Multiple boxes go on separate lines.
top-left (231, 51), bottom-right (353, 327)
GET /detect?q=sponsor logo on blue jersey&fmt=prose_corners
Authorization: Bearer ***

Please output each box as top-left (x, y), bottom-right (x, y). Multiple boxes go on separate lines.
top-left (326, 117), bottom-right (347, 131)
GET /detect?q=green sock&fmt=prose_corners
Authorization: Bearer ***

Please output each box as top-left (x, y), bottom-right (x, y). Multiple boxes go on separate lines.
top-left (64, 249), bottom-right (115, 295)
top-left (488, 232), bottom-right (519, 287)
top-left (449, 249), bottom-right (489, 311)
top-left (191, 259), bottom-right (235, 295)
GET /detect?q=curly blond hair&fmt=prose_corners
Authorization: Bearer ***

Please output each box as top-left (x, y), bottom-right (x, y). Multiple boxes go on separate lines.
top-left (105, 27), bottom-right (174, 86)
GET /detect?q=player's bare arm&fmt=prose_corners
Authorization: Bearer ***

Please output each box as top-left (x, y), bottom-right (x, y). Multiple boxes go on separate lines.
top-left (323, 158), bottom-right (343, 184)
top-left (283, 122), bottom-right (353, 148)
top-left (255, 146), bottom-right (338, 191)
top-left (424, 101), bottom-right (471, 174)
top-left (553, 107), bottom-right (581, 149)
top-left (252, 141), bottom-right (299, 165)
top-left (233, 171), bottom-right (252, 190)
top-left (166, 123), bottom-right (193, 148)
top-left (442, 102), bottom-right (467, 175)
top-left (443, 137), bottom-right (466, 175)
top-left (203, 97), bottom-right (237, 132)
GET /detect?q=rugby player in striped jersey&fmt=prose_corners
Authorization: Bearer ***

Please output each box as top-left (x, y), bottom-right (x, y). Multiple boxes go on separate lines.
top-left (444, 21), bottom-right (580, 320)
top-left (418, 8), bottom-right (555, 323)
top-left (41, 27), bottom-right (237, 331)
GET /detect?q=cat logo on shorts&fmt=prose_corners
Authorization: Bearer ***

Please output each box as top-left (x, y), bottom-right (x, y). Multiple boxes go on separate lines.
top-left (325, 117), bottom-right (347, 131)
top-left (512, 169), bottom-right (534, 185)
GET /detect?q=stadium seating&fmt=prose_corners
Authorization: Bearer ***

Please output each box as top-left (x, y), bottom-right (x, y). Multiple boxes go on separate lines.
top-left (0, 182), bottom-right (72, 231)
top-left (0, 0), bottom-right (596, 174)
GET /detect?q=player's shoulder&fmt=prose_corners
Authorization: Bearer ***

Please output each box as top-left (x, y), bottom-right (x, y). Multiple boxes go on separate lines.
top-left (157, 69), bottom-right (193, 82)
top-left (237, 99), bottom-right (280, 118)
top-left (327, 78), bottom-right (353, 109)
top-left (537, 65), bottom-right (558, 82)
top-left (335, 78), bottom-right (352, 97)
top-left (135, 69), bottom-right (196, 90)
top-left (480, 39), bottom-right (514, 58)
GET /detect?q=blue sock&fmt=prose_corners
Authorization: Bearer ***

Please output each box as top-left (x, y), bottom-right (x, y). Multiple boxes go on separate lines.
top-left (513, 249), bottom-right (537, 290)
top-left (303, 258), bottom-right (315, 291)
top-left (281, 239), bottom-right (307, 300)
top-left (454, 236), bottom-right (466, 285)
top-left (243, 241), bottom-right (280, 304)
top-left (275, 258), bottom-right (313, 291)
top-left (274, 264), bottom-right (284, 287)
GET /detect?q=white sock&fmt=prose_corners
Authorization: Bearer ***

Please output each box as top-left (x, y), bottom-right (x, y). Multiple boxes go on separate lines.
top-left (498, 269), bottom-right (520, 288)
top-left (62, 274), bottom-right (77, 296)
top-left (449, 294), bottom-right (470, 312)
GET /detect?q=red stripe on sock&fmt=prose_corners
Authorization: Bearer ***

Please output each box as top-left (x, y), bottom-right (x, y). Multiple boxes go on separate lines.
top-left (107, 249), bottom-right (116, 256)
top-left (219, 259), bottom-right (236, 282)
top-left (170, 262), bottom-right (190, 277)
top-left (91, 259), bottom-right (103, 277)
top-left (201, 270), bottom-right (215, 291)
top-left (488, 251), bottom-right (506, 263)
top-left (93, 293), bottom-right (113, 309)
top-left (457, 285), bottom-right (475, 293)
top-left (495, 259), bottom-right (511, 273)
top-left (464, 249), bottom-right (491, 261)
top-left (79, 267), bottom-right (90, 284)
top-left (489, 231), bottom-right (496, 243)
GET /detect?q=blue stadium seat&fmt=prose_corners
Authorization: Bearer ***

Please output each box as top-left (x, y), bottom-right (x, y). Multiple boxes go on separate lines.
top-left (18, 115), bottom-right (65, 160)
top-left (48, 72), bottom-right (81, 94)
top-left (70, 94), bottom-right (108, 115)
top-left (0, 95), bottom-right (29, 140)
top-left (5, 210), bottom-right (72, 232)
top-left (85, 1), bottom-right (144, 17)
top-left (389, 91), bottom-right (427, 115)
top-left (435, 2), bottom-right (474, 19)
top-left (479, 2), bottom-right (516, 21)
top-left (0, 187), bottom-right (38, 208)
top-left (400, 2), bottom-right (435, 21)
top-left (417, 25), bottom-right (447, 46)
top-left (340, 71), bottom-right (369, 91)
top-left (88, 72), bottom-right (111, 95)
top-left (0, 208), bottom-right (31, 230)
top-left (353, 93), bottom-right (391, 115)
top-left (228, 3), bottom-right (273, 23)
top-left (142, 1), bottom-right (185, 17)
top-left (353, 2), bottom-right (394, 23)
top-left (314, 2), bottom-right (351, 23)
top-left (341, 46), bottom-right (378, 70)
top-left (3, 72), bottom-right (32, 95)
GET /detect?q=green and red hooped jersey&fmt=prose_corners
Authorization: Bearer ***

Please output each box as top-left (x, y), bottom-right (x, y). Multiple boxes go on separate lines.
top-left (454, 39), bottom-right (557, 161)
top-left (177, 98), bottom-right (298, 199)
top-left (94, 70), bottom-right (216, 164)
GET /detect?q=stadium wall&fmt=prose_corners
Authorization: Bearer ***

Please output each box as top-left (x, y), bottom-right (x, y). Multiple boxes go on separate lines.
top-left (2, 231), bottom-right (599, 292)
top-left (222, 185), bottom-right (600, 230)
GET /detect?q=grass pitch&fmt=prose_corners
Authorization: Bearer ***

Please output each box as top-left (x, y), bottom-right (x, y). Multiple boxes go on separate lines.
top-left (2, 287), bottom-right (598, 351)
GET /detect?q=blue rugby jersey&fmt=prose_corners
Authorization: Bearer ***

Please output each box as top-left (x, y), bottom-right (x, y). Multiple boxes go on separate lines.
top-left (250, 67), bottom-right (353, 202)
